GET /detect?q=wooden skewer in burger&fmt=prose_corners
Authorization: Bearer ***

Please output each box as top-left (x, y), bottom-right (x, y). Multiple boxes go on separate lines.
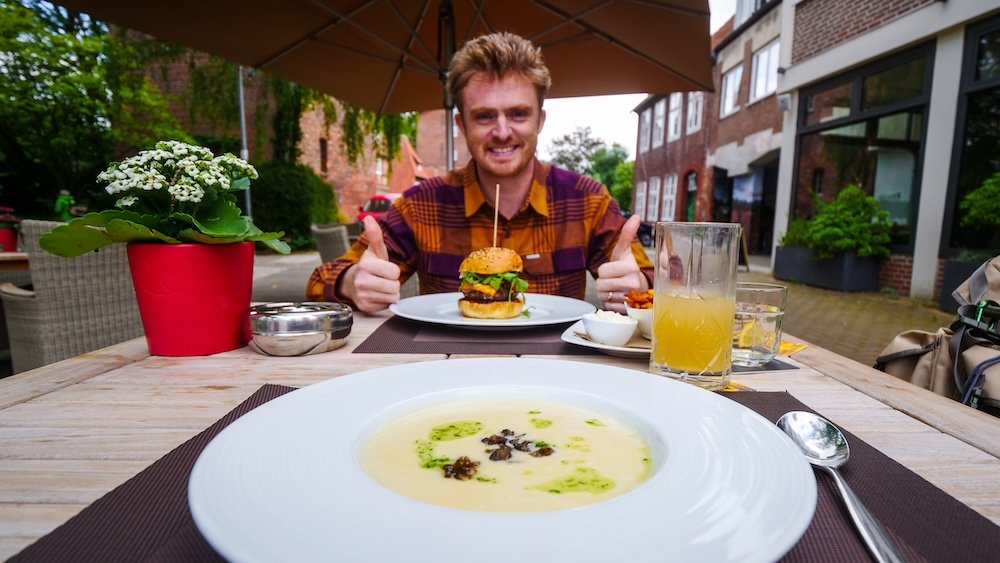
top-left (457, 183), bottom-right (529, 319)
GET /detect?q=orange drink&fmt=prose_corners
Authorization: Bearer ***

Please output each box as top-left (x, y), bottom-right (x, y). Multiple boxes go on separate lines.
top-left (651, 293), bottom-right (734, 376)
top-left (649, 222), bottom-right (741, 390)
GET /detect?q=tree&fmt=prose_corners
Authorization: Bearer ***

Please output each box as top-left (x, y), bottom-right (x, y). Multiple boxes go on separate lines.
top-left (588, 143), bottom-right (629, 187)
top-left (546, 126), bottom-right (604, 173)
top-left (610, 161), bottom-right (635, 212)
top-left (0, 0), bottom-right (188, 216)
top-left (0, 1), bottom-right (418, 219)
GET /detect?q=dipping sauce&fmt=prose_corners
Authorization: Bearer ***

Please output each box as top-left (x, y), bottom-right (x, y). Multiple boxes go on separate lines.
top-left (592, 309), bottom-right (631, 322)
top-left (363, 400), bottom-right (652, 512)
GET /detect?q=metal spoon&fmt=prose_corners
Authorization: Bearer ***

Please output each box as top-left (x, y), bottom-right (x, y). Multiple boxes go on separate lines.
top-left (777, 411), bottom-right (907, 563)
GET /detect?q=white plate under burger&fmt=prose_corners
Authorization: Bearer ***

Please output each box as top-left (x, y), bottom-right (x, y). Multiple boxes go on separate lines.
top-left (389, 292), bottom-right (595, 330)
top-left (188, 358), bottom-right (816, 563)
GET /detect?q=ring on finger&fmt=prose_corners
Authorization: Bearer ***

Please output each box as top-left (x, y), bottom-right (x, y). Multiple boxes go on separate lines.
top-left (607, 291), bottom-right (614, 302)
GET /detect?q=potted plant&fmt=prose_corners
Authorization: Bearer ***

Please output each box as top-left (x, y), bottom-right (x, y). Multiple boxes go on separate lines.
top-left (774, 185), bottom-right (892, 291)
top-left (0, 206), bottom-right (19, 252)
top-left (40, 140), bottom-right (291, 356)
top-left (940, 171), bottom-right (1000, 310)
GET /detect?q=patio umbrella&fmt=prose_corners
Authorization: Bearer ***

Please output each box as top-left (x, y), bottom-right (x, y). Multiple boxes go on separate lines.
top-left (57, 0), bottom-right (712, 165)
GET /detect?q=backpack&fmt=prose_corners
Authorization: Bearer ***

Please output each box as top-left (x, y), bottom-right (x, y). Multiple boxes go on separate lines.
top-left (875, 256), bottom-right (1000, 415)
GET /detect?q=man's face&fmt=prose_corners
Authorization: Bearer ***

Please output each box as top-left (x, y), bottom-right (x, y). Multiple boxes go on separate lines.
top-left (455, 73), bottom-right (546, 179)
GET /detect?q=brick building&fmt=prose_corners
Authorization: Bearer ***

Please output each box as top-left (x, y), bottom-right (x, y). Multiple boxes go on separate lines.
top-left (637, 0), bottom-right (1000, 300)
top-left (633, 89), bottom-right (714, 225)
top-left (775, 0), bottom-right (1000, 299)
top-left (709, 3), bottom-right (782, 256)
top-left (416, 109), bottom-right (472, 172)
top-left (149, 59), bottom-right (435, 224)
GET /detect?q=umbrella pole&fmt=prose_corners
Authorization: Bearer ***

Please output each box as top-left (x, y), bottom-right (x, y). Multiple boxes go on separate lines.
top-left (440, 0), bottom-right (455, 171)
top-left (238, 65), bottom-right (253, 219)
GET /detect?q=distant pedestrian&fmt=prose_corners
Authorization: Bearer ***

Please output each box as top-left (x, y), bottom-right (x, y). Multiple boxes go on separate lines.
top-left (54, 190), bottom-right (74, 222)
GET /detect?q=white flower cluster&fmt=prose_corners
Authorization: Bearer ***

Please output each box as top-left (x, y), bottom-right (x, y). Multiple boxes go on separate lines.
top-left (98, 140), bottom-right (258, 206)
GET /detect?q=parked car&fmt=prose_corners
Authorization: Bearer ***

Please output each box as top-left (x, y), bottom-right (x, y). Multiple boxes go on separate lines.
top-left (622, 212), bottom-right (654, 247)
top-left (357, 193), bottom-right (402, 224)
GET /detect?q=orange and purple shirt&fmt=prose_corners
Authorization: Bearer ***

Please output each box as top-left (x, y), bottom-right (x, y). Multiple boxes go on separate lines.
top-left (306, 160), bottom-right (653, 304)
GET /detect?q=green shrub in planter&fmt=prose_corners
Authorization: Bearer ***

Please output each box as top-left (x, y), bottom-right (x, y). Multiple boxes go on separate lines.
top-left (250, 162), bottom-right (338, 250)
top-left (958, 170), bottom-right (1000, 259)
top-left (780, 185), bottom-right (892, 260)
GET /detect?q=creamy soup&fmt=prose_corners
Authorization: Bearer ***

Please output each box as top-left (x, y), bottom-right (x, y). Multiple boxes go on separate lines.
top-left (362, 400), bottom-right (651, 512)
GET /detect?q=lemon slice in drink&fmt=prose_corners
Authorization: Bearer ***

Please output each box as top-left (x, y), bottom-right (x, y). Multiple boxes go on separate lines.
top-left (736, 319), bottom-right (759, 348)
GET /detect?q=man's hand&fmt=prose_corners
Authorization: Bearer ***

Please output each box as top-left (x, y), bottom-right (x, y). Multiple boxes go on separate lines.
top-left (341, 216), bottom-right (401, 312)
top-left (595, 214), bottom-right (648, 313)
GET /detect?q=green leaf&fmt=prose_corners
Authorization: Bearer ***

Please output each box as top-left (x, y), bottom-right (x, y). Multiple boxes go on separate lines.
top-left (38, 223), bottom-right (116, 257)
top-left (228, 176), bottom-right (250, 190)
top-left (259, 238), bottom-right (292, 254)
top-left (175, 206), bottom-right (248, 238)
top-left (175, 228), bottom-right (245, 244)
top-left (105, 218), bottom-right (180, 243)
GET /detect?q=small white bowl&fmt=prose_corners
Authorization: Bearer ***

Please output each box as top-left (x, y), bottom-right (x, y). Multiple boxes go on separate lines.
top-left (582, 311), bottom-right (638, 347)
top-left (625, 305), bottom-right (653, 340)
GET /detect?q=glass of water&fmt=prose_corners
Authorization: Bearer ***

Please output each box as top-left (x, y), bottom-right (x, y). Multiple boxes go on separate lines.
top-left (732, 282), bottom-right (787, 367)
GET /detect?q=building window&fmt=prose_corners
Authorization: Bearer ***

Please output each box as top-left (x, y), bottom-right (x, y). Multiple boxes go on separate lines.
top-left (652, 99), bottom-right (666, 148)
top-left (635, 180), bottom-right (647, 218)
top-left (686, 92), bottom-right (703, 134)
top-left (795, 45), bottom-right (932, 250)
top-left (944, 15), bottom-right (1000, 253)
top-left (667, 93), bottom-right (682, 142)
top-left (647, 176), bottom-right (661, 222)
top-left (751, 40), bottom-right (780, 102)
top-left (319, 138), bottom-right (328, 173)
top-left (862, 56), bottom-right (927, 111)
top-left (375, 158), bottom-right (385, 177)
top-left (721, 65), bottom-right (743, 117)
top-left (804, 82), bottom-right (853, 127)
top-left (662, 174), bottom-right (678, 221)
top-left (639, 109), bottom-right (651, 153)
top-left (813, 168), bottom-right (825, 195)
top-left (735, 0), bottom-right (765, 27)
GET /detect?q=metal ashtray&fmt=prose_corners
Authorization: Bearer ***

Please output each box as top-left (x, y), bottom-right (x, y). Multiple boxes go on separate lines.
top-left (248, 302), bottom-right (353, 357)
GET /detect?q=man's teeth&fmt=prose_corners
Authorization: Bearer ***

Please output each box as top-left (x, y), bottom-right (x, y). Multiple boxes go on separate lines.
top-left (491, 146), bottom-right (515, 154)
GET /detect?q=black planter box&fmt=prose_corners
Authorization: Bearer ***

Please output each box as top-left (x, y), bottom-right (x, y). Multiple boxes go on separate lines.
top-left (938, 260), bottom-right (982, 313)
top-left (773, 246), bottom-right (880, 292)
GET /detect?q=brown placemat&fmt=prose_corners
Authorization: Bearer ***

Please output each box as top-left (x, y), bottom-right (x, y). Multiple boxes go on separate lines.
top-left (10, 385), bottom-right (1000, 561)
top-left (353, 314), bottom-right (597, 355)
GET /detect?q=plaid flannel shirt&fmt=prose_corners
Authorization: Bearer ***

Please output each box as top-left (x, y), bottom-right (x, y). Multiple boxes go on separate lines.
top-left (306, 160), bottom-right (653, 304)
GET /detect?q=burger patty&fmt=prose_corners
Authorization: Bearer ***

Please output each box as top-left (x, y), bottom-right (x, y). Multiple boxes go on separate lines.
top-left (461, 280), bottom-right (522, 303)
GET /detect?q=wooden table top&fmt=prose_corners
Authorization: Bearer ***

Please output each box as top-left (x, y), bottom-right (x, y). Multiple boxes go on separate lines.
top-left (0, 252), bottom-right (28, 272)
top-left (1, 310), bottom-right (998, 559)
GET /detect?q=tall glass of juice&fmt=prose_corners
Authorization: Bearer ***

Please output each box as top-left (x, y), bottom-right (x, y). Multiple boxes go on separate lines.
top-left (649, 222), bottom-right (742, 390)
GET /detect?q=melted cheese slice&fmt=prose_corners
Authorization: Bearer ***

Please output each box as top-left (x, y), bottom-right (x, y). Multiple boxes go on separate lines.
top-left (460, 282), bottom-right (497, 296)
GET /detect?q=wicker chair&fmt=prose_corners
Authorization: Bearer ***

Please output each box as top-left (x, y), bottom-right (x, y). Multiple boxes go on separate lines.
top-left (0, 220), bottom-right (144, 373)
top-left (311, 223), bottom-right (350, 264)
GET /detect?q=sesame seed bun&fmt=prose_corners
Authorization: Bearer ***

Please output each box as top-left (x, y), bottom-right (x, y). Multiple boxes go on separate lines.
top-left (459, 247), bottom-right (523, 275)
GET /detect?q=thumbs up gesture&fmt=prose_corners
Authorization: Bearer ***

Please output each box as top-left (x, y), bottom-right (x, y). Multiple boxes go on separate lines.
top-left (595, 214), bottom-right (648, 313)
top-left (344, 216), bottom-right (402, 312)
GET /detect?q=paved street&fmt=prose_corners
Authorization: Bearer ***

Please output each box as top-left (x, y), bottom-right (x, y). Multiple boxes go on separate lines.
top-left (253, 250), bottom-right (956, 368)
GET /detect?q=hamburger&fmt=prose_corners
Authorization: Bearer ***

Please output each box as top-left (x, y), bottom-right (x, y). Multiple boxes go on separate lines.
top-left (458, 247), bottom-right (529, 319)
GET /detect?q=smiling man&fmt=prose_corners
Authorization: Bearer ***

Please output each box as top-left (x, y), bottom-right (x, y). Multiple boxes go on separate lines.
top-left (306, 32), bottom-right (653, 313)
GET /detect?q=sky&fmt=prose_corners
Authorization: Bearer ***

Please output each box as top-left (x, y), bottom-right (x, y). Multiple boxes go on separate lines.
top-left (536, 0), bottom-right (736, 161)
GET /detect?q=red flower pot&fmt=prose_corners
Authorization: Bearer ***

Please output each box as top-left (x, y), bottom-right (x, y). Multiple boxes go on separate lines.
top-left (127, 242), bottom-right (254, 356)
top-left (0, 228), bottom-right (16, 252)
